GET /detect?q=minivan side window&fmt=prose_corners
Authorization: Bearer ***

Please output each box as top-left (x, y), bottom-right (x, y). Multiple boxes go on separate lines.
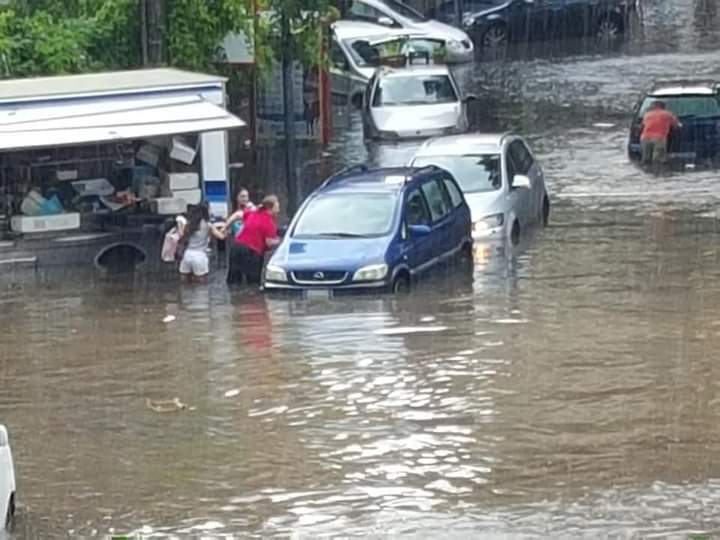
top-left (505, 148), bottom-right (518, 187)
top-left (405, 189), bottom-right (431, 226)
top-left (442, 176), bottom-right (464, 208)
top-left (421, 179), bottom-right (451, 221)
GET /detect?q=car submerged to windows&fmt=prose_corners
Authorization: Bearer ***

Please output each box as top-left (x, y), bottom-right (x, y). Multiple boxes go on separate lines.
top-left (343, 0), bottom-right (474, 62)
top-left (0, 424), bottom-right (16, 533)
top-left (409, 133), bottom-right (549, 243)
top-left (263, 165), bottom-right (473, 295)
top-left (362, 64), bottom-right (473, 141)
top-left (628, 81), bottom-right (720, 165)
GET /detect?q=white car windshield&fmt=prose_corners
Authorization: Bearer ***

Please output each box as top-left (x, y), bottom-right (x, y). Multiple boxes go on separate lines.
top-left (293, 193), bottom-right (397, 237)
top-left (373, 75), bottom-right (457, 106)
top-left (380, 0), bottom-right (427, 22)
top-left (412, 154), bottom-right (502, 193)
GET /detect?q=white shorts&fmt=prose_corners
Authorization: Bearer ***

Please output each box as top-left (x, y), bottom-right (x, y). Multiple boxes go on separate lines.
top-left (179, 249), bottom-right (209, 276)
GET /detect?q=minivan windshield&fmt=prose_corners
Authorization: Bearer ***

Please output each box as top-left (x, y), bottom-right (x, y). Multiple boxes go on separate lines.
top-left (373, 75), bottom-right (457, 106)
top-left (293, 193), bottom-right (397, 237)
top-left (640, 96), bottom-right (720, 119)
top-left (411, 154), bottom-right (502, 193)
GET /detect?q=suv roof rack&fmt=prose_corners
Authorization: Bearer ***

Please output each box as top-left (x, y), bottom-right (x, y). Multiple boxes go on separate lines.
top-left (320, 163), bottom-right (369, 188)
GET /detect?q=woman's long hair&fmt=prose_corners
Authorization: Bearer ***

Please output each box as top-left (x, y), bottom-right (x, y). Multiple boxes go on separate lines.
top-left (182, 203), bottom-right (209, 239)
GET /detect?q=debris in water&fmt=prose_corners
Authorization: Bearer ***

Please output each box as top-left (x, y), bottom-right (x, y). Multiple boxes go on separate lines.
top-left (593, 122), bottom-right (615, 128)
top-left (146, 397), bottom-right (187, 413)
top-left (374, 326), bottom-right (448, 336)
top-left (162, 315), bottom-right (176, 323)
top-left (224, 389), bottom-right (240, 398)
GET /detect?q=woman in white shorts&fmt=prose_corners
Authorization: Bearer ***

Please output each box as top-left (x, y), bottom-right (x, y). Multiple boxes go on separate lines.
top-left (178, 203), bottom-right (224, 283)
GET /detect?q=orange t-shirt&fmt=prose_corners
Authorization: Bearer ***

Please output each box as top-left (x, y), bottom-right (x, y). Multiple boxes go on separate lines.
top-left (641, 109), bottom-right (679, 141)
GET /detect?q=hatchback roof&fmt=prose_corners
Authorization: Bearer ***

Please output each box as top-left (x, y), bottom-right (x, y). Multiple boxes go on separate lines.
top-left (649, 80), bottom-right (719, 96)
top-left (416, 133), bottom-right (511, 155)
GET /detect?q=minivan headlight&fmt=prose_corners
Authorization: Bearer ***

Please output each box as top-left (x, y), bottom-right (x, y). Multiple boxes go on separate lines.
top-left (265, 264), bottom-right (288, 283)
top-left (352, 264), bottom-right (388, 282)
top-left (474, 213), bottom-right (504, 232)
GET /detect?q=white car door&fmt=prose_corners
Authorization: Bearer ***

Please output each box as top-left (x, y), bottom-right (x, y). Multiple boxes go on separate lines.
top-left (518, 139), bottom-right (545, 222)
top-left (0, 425), bottom-right (15, 531)
top-left (504, 140), bottom-right (532, 228)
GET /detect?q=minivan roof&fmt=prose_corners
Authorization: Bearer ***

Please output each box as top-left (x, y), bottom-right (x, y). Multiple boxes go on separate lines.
top-left (321, 166), bottom-right (431, 193)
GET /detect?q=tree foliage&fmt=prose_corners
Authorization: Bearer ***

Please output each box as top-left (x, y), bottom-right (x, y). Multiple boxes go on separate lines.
top-left (0, 0), bottom-right (335, 79)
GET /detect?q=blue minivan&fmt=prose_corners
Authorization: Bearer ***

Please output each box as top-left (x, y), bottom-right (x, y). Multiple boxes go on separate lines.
top-left (263, 165), bottom-right (473, 294)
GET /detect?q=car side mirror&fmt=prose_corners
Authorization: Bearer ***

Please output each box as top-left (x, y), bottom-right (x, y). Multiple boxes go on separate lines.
top-left (377, 16), bottom-right (396, 27)
top-left (409, 224), bottom-right (432, 237)
top-left (513, 174), bottom-right (531, 190)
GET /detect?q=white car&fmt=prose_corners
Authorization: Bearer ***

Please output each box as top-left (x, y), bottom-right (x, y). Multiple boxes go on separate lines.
top-left (362, 64), bottom-right (473, 140)
top-left (409, 133), bottom-right (550, 243)
top-left (344, 0), bottom-right (474, 62)
top-left (0, 425), bottom-right (16, 532)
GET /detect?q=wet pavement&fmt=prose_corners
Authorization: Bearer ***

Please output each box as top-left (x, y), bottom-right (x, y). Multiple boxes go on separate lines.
top-left (4, 1), bottom-right (720, 537)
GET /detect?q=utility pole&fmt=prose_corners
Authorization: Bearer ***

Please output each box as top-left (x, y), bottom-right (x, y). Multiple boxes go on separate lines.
top-left (281, 13), bottom-right (299, 216)
top-left (453, 0), bottom-right (463, 27)
top-left (146, 0), bottom-right (164, 66)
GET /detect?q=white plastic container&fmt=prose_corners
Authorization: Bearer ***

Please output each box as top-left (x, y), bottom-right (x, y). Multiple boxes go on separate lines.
top-left (169, 137), bottom-right (197, 165)
top-left (56, 169), bottom-right (78, 181)
top-left (173, 188), bottom-right (202, 205)
top-left (166, 172), bottom-right (199, 191)
top-left (136, 144), bottom-right (161, 166)
top-left (153, 197), bottom-right (189, 215)
top-left (11, 212), bottom-right (80, 233)
top-left (71, 178), bottom-right (115, 197)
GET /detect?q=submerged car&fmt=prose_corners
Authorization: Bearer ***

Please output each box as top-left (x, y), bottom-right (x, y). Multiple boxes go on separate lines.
top-left (263, 165), bottom-right (473, 294)
top-left (342, 0), bottom-right (474, 62)
top-left (330, 20), bottom-right (461, 108)
top-left (409, 133), bottom-right (549, 243)
top-left (463, 0), bottom-right (634, 58)
top-left (0, 425), bottom-right (16, 532)
top-left (362, 64), bottom-right (473, 140)
top-left (628, 81), bottom-right (720, 165)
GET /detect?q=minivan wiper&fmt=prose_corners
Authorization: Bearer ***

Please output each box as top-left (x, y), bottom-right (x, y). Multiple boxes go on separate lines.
top-left (315, 232), bottom-right (366, 238)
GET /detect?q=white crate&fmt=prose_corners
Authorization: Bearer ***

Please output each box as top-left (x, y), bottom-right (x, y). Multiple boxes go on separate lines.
top-left (56, 169), bottom-right (78, 181)
top-left (169, 137), bottom-right (197, 165)
top-left (173, 189), bottom-right (202, 205)
top-left (11, 212), bottom-right (80, 233)
top-left (153, 197), bottom-right (189, 215)
top-left (136, 144), bottom-right (161, 167)
top-left (165, 172), bottom-right (199, 191)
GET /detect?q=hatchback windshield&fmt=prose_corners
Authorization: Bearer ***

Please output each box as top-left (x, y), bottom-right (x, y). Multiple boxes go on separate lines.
top-left (293, 193), bottom-right (397, 237)
top-left (380, 0), bottom-right (427, 22)
top-left (640, 96), bottom-right (720, 118)
top-left (373, 75), bottom-right (457, 106)
top-left (412, 154), bottom-right (502, 193)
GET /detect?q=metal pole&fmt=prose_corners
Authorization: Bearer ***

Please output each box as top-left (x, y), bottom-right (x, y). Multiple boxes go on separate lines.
top-left (281, 13), bottom-right (299, 216)
top-left (140, 0), bottom-right (148, 65)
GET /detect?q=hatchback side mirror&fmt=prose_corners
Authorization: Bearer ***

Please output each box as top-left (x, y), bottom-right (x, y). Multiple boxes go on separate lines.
top-left (513, 174), bottom-right (531, 189)
top-left (377, 16), bottom-right (396, 27)
top-left (409, 224), bottom-right (432, 237)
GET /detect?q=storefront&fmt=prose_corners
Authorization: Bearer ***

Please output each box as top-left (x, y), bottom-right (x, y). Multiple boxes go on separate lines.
top-left (0, 68), bottom-right (245, 272)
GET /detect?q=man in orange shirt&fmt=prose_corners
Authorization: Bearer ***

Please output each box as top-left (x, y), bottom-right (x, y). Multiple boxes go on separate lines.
top-left (640, 100), bottom-right (681, 166)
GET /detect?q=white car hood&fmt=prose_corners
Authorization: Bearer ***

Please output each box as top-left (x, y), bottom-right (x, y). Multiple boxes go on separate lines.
top-left (465, 189), bottom-right (507, 222)
top-left (416, 19), bottom-right (471, 44)
top-left (372, 103), bottom-right (460, 132)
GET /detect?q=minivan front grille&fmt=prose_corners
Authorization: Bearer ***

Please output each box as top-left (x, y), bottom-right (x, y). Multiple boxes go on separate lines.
top-left (291, 270), bottom-right (348, 285)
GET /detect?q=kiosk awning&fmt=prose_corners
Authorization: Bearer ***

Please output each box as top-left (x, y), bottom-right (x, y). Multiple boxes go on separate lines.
top-left (0, 94), bottom-right (245, 151)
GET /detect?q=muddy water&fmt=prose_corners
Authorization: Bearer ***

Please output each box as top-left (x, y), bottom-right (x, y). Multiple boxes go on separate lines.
top-left (5, 4), bottom-right (720, 538)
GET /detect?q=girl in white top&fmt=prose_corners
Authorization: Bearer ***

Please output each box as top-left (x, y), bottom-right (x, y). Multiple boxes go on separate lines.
top-left (178, 203), bottom-right (224, 283)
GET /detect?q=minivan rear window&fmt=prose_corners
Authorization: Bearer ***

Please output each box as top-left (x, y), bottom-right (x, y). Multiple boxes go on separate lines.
top-left (640, 96), bottom-right (720, 119)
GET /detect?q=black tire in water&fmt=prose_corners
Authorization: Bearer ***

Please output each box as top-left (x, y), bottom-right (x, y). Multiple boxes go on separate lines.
top-left (510, 220), bottom-right (521, 246)
top-left (542, 195), bottom-right (550, 226)
top-left (391, 273), bottom-right (410, 295)
top-left (6, 494), bottom-right (15, 531)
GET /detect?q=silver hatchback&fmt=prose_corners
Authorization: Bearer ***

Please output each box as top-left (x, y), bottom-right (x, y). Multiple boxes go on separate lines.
top-left (409, 133), bottom-right (550, 243)
top-left (362, 64), bottom-right (472, 141)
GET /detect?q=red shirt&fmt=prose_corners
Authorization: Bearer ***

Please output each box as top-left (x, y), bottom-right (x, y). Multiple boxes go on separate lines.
top-left (235, 209), bottom-right (277, 256)
top-left (641, 109), bottom-right (679, 141)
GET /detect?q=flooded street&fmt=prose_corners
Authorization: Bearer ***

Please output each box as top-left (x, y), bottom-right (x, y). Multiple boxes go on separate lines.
top-left (5, 2), bottom-right (720, 537)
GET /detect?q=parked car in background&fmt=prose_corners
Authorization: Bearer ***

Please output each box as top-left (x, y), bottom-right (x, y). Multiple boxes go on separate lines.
top-left (428, 0), bottom-right (505, 25)
top-left (463, 0), bottom-right (635, 59)
top-left (341, 0), bottom-right (474, 62)
top-left (0, 425), bottom-right (16, 533)
top-left (362, 63), bottom-right (473, 140)
top-left (628, 81), bottom-right (720, 165)
top-left (263, 165), bottom-right (473, 295)
top-left (331, 20), bottom-right (458, 108)
top-left (409, 133), bottom-right (549, 243)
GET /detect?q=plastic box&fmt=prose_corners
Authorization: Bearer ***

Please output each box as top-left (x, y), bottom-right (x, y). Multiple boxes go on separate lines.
top-left (136, 144), bottom-right (161, 167)
top-left (169, 137), bottom-right (197, 165)
top-left (11, 212), bottom-right (80, 233)
top-left (166, 172), bottom-right (199, 191)
top-left (153, 197), bottom-right (189, 215)
top-left (71, 178), bottom-right (115, 197)
top-left (173, 189), bottom-right (202, 205)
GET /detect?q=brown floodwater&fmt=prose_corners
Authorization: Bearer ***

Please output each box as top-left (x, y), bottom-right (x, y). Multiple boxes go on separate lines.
top-left (4, 1), bottom-right (720, 537)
